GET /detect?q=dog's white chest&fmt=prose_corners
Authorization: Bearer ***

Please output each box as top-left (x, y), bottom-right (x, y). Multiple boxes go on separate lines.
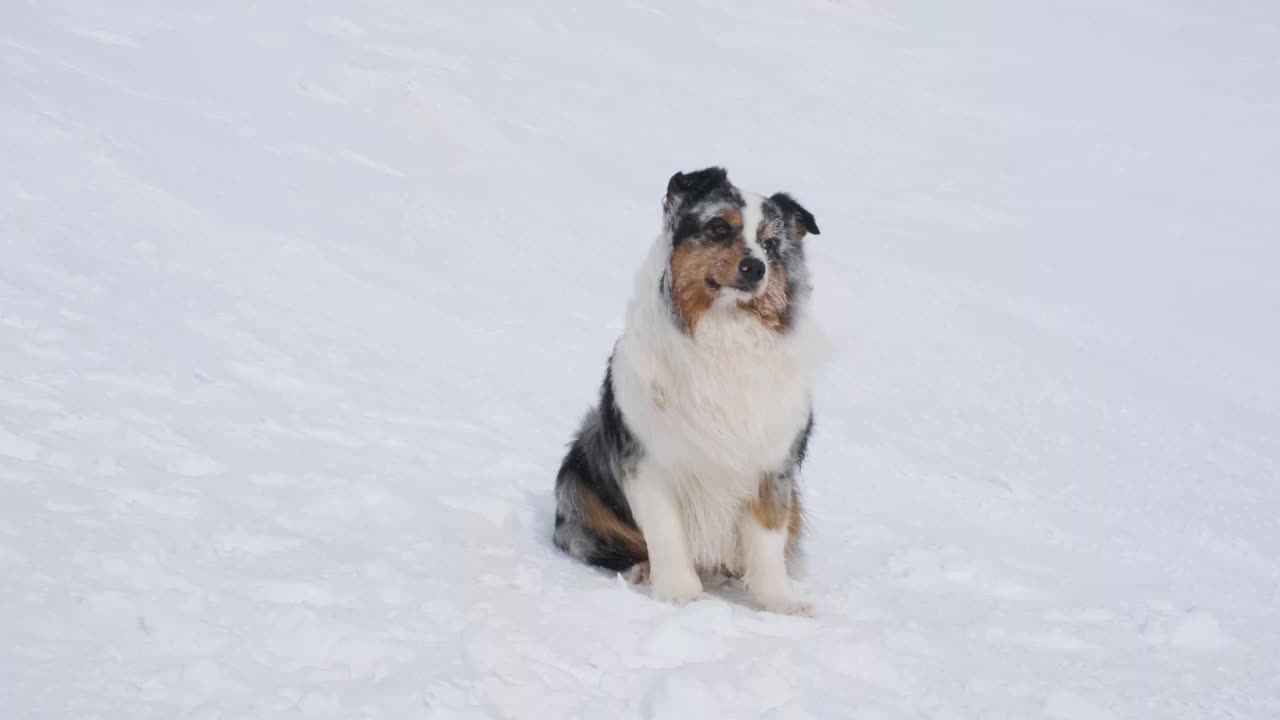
top-left (616, 307), bottom-right (815, 570)
top-left (625, 305), bottom-right (816, 479)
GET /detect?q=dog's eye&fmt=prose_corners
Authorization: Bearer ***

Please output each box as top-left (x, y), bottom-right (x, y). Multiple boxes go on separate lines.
top-left (763, 237), bottom-right (780, 253)
top-left (705, 218), bottom-right (731, 238)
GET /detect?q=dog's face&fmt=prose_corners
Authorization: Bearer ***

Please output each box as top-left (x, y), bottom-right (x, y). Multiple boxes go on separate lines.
top-left (661, 167), bottom-right (820, 335)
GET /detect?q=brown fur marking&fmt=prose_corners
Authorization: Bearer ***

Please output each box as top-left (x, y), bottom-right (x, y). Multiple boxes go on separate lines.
top-left (749, 476), bottom-right (793, 530)
top-left (739, 263), bottom-right (790, 332)
top-left (670, 239), bottom-right (744, 334)
top-left (749, 477), bottom-right (805, 561)
top-left (786, 491), bottom-right (805, 560)
top-left (578, 484), bottom-right (648, 559)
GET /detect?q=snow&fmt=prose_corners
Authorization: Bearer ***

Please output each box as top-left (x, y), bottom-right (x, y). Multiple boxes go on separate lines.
top-left (2, 0), bottom-right (1279, 717)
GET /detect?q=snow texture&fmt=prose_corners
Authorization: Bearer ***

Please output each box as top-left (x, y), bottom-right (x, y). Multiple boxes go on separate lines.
top-left (3, 1), bottom-right (1279, 718)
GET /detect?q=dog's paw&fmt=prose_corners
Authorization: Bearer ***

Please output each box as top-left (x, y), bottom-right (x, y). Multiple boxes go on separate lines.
top-left (700, 570), bottom-right (735, 590)
top-left (651, 571), bottom-right (703, 605)
top-left (656, 587), bottom-right (703, 606)
top-left (759, 597), bottom-right (815, 618)
top-left (622, 561), bottom-right (650, 585)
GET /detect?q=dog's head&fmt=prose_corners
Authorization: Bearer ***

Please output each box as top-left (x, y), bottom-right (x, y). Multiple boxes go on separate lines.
top-left (660, 167), bottom-right (820, 335)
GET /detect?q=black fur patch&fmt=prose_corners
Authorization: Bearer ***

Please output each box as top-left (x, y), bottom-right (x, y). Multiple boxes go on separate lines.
top-left (667, 167), bottom-right (728, 202)
top-left (769, 192), bottom-right (821, 236)
top-left (791, 414), bottom-right (815, 468)
top-left (583, 534), bottom-right (644, 572)
top-left (554, 369), bottom-right (637, 525)
top-left (672, 212), bottom-right (706, 248)
top-left (666, 166), bottom-right (745, 246)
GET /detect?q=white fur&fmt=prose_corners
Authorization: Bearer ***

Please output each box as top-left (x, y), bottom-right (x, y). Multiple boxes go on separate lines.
top-left (741, 516), bottom-right (811, 616)
top-left (612, 210), bottom-right (823, 607)
top-left (739, 193), bottom-right (769, 295)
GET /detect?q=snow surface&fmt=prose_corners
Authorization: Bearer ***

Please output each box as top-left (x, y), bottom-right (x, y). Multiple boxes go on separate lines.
top-left (3, 1), bottom-right (1280, 718)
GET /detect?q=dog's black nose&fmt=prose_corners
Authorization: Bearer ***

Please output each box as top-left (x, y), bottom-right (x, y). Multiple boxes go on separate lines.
top-left (737, 257), bottom-right (766, 286)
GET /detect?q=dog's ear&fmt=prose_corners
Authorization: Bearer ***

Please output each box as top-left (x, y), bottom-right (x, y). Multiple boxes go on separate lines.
top-left (770, 192), bottom-right (820, 240)
top-left (666, 167), bottom-right (729, 204)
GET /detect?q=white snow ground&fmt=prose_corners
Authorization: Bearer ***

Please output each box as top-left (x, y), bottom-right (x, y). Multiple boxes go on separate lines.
top-left (3, 0), bottom-right (1279, 717)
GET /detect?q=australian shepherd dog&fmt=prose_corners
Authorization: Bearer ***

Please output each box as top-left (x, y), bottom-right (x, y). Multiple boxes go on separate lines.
top-left (554, 167), bottom-right (823, 615)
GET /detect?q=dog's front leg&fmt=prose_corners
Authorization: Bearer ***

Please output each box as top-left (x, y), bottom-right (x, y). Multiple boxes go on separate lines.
top-left (625, 463), bottom-right (701, 604)
top-left (742, 473), bottom-right (812, 616)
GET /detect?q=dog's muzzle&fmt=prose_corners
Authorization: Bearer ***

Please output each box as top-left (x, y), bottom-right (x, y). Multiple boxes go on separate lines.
top-left (734, 256), bottom-right (766, 291)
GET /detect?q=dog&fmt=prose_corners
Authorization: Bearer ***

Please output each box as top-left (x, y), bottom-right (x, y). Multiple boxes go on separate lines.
top-left (553, 167), bottom-right (822, 615)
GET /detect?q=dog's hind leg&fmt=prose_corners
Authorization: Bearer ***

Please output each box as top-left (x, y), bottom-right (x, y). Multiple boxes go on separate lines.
top-left (554, 447), bottom-right (647, 573)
